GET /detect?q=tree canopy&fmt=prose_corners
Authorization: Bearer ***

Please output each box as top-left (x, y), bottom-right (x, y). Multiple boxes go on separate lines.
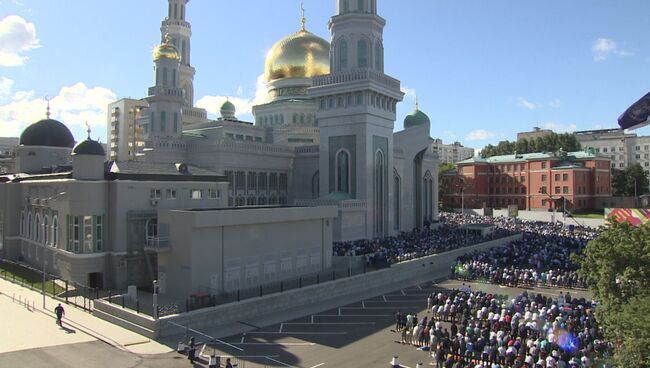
top-left (481, 133), bottom-right (581, 158)
top-left (574, 221), bottom-right (650, 367)
top-left (611, 163), bottom-right (650, 197)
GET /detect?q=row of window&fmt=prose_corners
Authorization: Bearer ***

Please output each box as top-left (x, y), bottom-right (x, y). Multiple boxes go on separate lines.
top-left (225, 171), bottom-right (288, 192)
top-left (335, 37), bottom-right (383, 71)
top-left (19, 211), bottom-right (59, 247)
top-left (146, 111), bottom-right (180, 135)
top-left (229, 196), bottom-right (288, 207)
top-left (490, 187), bottom-right (527, 195)
top-left (224, 133), bottom-right (263, 142)
top-left (257, 113), bottom-right (316, 126)
top-left (318, 92), bottom-right (397, 112)
top-left (340, 0), bottom-right (377, 14)
top-left (223, 253), bottom-right (322, 290)
top-left (150, 188), bottom-right (220, 200)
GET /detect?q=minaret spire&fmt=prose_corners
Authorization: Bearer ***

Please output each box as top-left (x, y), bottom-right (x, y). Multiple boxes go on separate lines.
top-left (85, 122), bottom-right (91, 139)
top-left (45, 97), bottom-right (51, 119)
top-left (415, 95), bottom-right (420, 110)
top-left (300, 2), bottom-right (306, 31)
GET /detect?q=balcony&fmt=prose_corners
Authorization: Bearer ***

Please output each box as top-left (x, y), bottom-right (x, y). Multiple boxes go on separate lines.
top-left (144, 236), bottom-right (170, 252)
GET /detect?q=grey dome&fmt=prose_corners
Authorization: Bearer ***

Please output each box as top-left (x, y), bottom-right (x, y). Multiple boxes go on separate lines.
top-left (20, 119), bottom-right (75, 148)
top-left (72, 138), bottom-right (105, 156)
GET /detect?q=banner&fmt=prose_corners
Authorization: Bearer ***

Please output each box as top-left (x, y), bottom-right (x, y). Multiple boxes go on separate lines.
top-left (605, 208), bottom-right (650, 226)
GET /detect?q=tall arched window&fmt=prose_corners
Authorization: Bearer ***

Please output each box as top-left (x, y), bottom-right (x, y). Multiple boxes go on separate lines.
top-left (357, 0), bottom-right (364, 12)
top-left (357, 39), bottom-right (368, 68)
top-left (172, 69), bottom-right (177, 87)
top-left (336, 150), bottom-right (350, 193)
top-left (424, 171), bottom-right (433, 221)
top-left (162, 68), bottom-right (168, 86)
top-left (339, 39), bottom-right (348, 70)
top-left (300, 114), bottom-right (305, 124)
top-left (20, 211), bottom-right (24, 236)
top-left (312, 171), bottom-right (320, 199)
top-left (52, 216), bottom-right (58, 247)
top-left (342, 0), bottom-right (349, 13)
top-left (374, 150), bottom-right (385, 234)
top-left (293, 113), bottom-right (298, 124)
top-left (374, 43), bottom-right (383, 71)
top-left (394, 171), bottom-right (401, 230)
top-left (43, 216), bottom-right (49, 245)
top-left (27, 212), bottom-right (32, 239)
top-left (35, 214), bottom-right (41, 242)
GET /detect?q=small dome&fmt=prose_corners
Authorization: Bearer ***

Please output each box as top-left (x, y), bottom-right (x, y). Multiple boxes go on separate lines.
top-left (264, 29), bottom-right (330, 82)
top-left (153, 34), bottom-right (180, 61)
top-left (220, 100), bottom-right (236, 119)
top-left (20, 119), bottom-right (75, 148)
top-left (404, 109), bottom-right (431, 129)
top-left (72, 138), bottom-right (105, 156)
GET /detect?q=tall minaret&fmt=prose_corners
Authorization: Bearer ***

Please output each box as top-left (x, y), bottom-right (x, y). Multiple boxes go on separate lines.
top-left (309, 0), bottom-right (403, 238)
top-left (161, 0), bottom-right (195, 107)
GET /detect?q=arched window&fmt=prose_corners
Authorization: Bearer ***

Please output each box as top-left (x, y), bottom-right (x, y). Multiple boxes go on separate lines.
top-left (339, 39), bottom-right (348, 69)
top-left (374, 150), bottom-right (385, 234)
top-left (374, 43), bottom-right (382, 71)
top-left (35, 214), bottom-right (41, 242)
top-left (312, 171), bottom-right (320, 199)
top-left (300, 114), bottom-right (305, 124)
top-left (52, 217), bottom-right (58, 247)
top-left (280, 115), bottom-right (285, 124)
top-left (27, 212), bottom-right (32, 239)
top-left (43, 216), bottom-right (49, 245)
top-left (357, 39), bottom-right (368, 68)
top-left (394, 171), bottom-right (401, 230)
top-left (20, 211), bottom-right (24, 236)
top-left (182, 40), bottom-right (186, 62)
top-left (336, 150), bottom-right (350, 193)
top-left (172, 69), bottom-right (177, 87)
top-left (357, 0), bottom-right (364, 12)
top-left (293, 113), bottom-right (298, 124)
top-left (162, 68), bottom-right (168, 86)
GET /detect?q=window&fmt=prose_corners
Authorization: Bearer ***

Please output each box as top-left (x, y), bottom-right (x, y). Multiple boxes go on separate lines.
top-left (342, 0), bottom-right (349, 12)
top-left (563, 186), bottom-right (569, 194)
top-left (339, 39), bottom-right (348, 69)
top-left (555, 186), bottom-right (560, 194)
top-left (374, 42), bottom-right (382, 71)
top-left (35, 214), bottom-right (40, 242)
top-left (555, 174), bottom-right (560, 182)
top-left (208, 189), bottom-right (218, 199)
top-left (166, 189), bottom-right (176, 199)
top-left (541, 162), bottom-right (547, 169)
top-left (541, 174), bottom-right (547, 182)
top-left (150, 189), bottom-right (161, 199)
top-left (563, 173), bottom-right (569, 181)
top-left (521, 175), bottom-right (525, 183)
top-left (52, 217), bottom-right (58, 247)
top-left (279, 173), bottom-right (288, 191)
top-left (43, 216), bottom-right (49, 245)
top-left (356, 94), bottom-right (363, 105)
top-left (83, 216), bottom-right (93, 253)
top-left (336, 150), bottom-right (350, 193)
top-left (27, 212), bottom-right (32, 239)
top-left (96, 215), bottom-right (103, 251)
top-left (191, 190), bottom-right (203, 199)
top-left (73, 216), bottom-right (80, 252)
top-left (20, 211), bottom-right (24, 236)
top-left (540, 186), bottom-right (547, 194)
top-left (347, 95), bottom-right (352, 106)
top-left (357, 39), bottom-right (368, 68)
top-left (603, 148), bottom-right (607, 152)
top-left (357, 0), bottom-right (364, 11)
top-left (636, 146), bottom-right (640, 150)
top-left (173, 112), bottom-right (179, 133)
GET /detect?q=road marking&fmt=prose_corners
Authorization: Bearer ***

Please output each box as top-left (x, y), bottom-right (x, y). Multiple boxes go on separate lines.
top-left (240, 334), bottom-right (245, 344)
top-left (338, 307), bottom-right (341, 316)
top-left (266, 357), bottom-right (293, 367)
top-left (282, 322), bottom-right (375, 325)
top-left (232, 342), bottom-right (316, 346)
top-left (401, 289), bottom-right (406, 296)
top-left (383, 295), bottom-right (387, 302)
top-left (362, 300), bottom-right (366, 308)
top-left (311, 315), bottom-right (314, 324)
top-left (341, 306), bottom-right (420, 310)
top-left (316, 314), bottom-right (391, 317)
top-left (309, 363), bottom-right (326, 368)
top-left (417, 284), bottom-right (423, 290)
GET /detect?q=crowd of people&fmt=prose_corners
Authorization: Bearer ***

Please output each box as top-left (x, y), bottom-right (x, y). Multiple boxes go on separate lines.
top-left (333, 222), bottom-right (513, 267)
top-left (446, 213), bottom-right (600, 289)
top-left (395, 287), bottom-right (612, 367)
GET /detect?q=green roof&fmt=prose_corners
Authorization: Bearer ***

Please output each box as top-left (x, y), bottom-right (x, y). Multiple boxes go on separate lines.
top-left (457, 150), bottom-right (601, 165)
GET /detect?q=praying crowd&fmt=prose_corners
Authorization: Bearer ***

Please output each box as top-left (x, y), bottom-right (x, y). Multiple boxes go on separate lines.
top-left (447, 214), bottom-right (600, 289)
top-left (394, 287), bottom-right (612, 367)
top-left (333, 223), bottom-right (513, 266)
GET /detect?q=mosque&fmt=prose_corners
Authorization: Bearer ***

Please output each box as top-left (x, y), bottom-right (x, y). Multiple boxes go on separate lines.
top-left (110, 0), bottom-right (440, 240)
top-left (0, 0), bottom-right (439, 295)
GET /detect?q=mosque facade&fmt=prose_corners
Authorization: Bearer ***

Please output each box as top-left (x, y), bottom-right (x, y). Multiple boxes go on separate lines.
top-left (109, 0), bottom-right (440, 240)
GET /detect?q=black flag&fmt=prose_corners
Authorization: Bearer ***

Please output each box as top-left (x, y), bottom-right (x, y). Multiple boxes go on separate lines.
top-left (618, 91), bottom-right (650, 130)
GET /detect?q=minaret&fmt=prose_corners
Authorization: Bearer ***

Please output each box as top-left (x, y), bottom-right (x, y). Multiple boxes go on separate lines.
top-left (161, 0), bottom-right (195, 107)
top-left (309, 0), bottom-right (403, 238)
top-left (144, 34), bottom-right (184, 143)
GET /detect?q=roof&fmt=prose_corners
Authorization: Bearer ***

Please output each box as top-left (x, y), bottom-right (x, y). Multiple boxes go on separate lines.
top-left (107, 161), bottom-right (227, 182)
top-left (19, 119), bottom-right (75, 148)
top-left (72, 138), bottom-right (105, 156)
top-left (457, 150), bottom-right (603, 165)
top-left (404, 109), bottom-right (431, 129)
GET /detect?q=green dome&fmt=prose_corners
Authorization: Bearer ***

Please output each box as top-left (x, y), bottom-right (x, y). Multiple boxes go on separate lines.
top-left (221, 100), bottom-right (235, 111)
top-left (404, 109), bottom-right (430, 129)
top-left (220, 100), bottom-right (236, 120)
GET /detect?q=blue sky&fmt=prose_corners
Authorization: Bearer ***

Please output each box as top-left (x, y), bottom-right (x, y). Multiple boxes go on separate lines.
top-left (1, 0), bottom-right (650, 151)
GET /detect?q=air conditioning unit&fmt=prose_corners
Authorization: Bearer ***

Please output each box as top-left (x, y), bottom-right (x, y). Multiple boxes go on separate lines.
top-left (150, 199), bottom-right (158, 206)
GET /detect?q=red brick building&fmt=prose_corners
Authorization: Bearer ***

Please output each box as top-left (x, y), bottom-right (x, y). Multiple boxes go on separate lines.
top-left (440, 149), bottom-right (611, 212)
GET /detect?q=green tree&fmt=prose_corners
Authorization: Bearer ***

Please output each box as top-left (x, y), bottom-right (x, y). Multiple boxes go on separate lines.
top-left (438, 162), bottom-right (455, 184)
top-left (480, 132), bottom-right (581, 158)
top-left (611, 164), bottom-right (649, 196)
top-left (574, 221), bottom-right (650, 367)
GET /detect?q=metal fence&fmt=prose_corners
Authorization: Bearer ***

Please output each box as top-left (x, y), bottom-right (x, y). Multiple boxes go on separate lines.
top-left (0, 258), bottom-right (98, 312)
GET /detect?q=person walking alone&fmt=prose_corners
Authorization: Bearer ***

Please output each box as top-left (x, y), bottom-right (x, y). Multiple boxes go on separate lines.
top-left (54, 303), bottom-right (65, 327)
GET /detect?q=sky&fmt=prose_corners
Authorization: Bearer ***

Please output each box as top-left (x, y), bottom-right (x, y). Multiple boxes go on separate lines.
top-left (1, 0), bottom-right (650, 151)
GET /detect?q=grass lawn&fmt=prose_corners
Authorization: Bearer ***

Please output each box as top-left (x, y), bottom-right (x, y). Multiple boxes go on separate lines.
top-left (571, 213), bottom-right (604, 219)
top-left (0, 267), bottom-right (65, 295)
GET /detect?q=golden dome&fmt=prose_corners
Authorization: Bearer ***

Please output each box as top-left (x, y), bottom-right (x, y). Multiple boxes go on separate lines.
top-left (264, 29), bottom-right (330, 82)
top-left (153, 34), bottom-right (180, 61)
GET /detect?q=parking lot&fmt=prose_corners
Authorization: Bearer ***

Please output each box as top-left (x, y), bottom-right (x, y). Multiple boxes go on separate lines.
top-left (198, 279), bottom-right (590, 368)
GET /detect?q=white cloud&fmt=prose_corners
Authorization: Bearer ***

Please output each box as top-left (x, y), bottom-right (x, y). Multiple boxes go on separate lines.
top-left (0, 81), bottom-right (116, 139)
top-left (196, 73), bottom-right (270, 120)
top-left (401, 85), bottom-right (417, 109)
top-left (0, 76), bottom-right (14, 96)
top-left (517, 97), bottom-right (542, 110)
top-left (592, 38), bottom-right (632, 62)
top-left (0, 15), bottom-right (40, 67)
top-left (540, 121), bottom-right (577, 133)
top-left (442, 130), bottom-right (457, 139)
top-left (465, 129), bottom-right (496, 141)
